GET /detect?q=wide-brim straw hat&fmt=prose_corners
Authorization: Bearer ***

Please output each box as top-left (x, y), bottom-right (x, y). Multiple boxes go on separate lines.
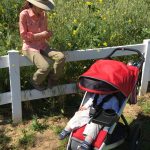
top-left (27, 0), bottom-right (55, 10)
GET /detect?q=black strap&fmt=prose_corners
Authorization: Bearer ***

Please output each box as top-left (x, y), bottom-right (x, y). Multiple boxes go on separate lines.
top-left (96, 94), bottom-right (114, 110)
top-left (93, 93), bottom-right (122, 111)
top-left (93, 94), bottom-right (99, 108)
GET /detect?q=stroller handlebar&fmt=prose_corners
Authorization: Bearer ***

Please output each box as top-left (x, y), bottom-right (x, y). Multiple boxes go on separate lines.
top-left (104, 47), bottom-right (145, 69)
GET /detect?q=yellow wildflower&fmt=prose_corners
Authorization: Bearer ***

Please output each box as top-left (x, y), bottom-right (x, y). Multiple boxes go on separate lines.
top-left (86, 1), bottom-right (93, 6)
top-left (102, 16), bottom-right (106, 20)
top-left (97, 10), bottom-right (100, 13)
top-left (99, 0), bottom-right (103, 4)
top-left (128, 19), bottom-right (132, 23)
top-left (52, 13), bottom-right (56, 16)
top-left (103, 42), bottom-right (108, 47)
top-left (49, 12), bottom-right (56, 19)
top-left (67, 43), bottom-right (72, 47)
top-left (73, 30), bottom-right (77, 36)
top-left (73, 19), bottom-right (77, 24)
top-left (49, 15), bottom-right (53, 19)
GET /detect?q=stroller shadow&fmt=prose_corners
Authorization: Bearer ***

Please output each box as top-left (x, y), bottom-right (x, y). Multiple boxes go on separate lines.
top-left (114, 112), bottom-right (150, 150)
top-left (135, 113), bottom-right (150, 150)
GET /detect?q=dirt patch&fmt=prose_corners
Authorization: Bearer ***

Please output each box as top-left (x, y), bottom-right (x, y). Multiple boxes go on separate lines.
top-left (123, 103), bottom-right (142, 119)
top-left (31, 130), bottom-right (60, 150)
top-left (0, 117), bottom-right (69, 150)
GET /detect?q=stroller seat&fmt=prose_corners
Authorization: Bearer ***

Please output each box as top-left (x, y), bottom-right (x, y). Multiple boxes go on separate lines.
top-left (71, 122), bottom-right (127, 150)
top-left (68, 91), bottom-right (126, 150)
top-left (72, 125), bottom-right (107, 149)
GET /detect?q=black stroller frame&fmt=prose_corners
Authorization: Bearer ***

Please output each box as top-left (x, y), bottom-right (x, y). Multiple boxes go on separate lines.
top-left (67, 48), bottom-right (144, 150)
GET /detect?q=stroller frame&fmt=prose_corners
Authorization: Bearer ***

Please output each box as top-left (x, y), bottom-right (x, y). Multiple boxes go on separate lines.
top-left (66, 48), bottom-right (144, 150)
top-left (67, 91), bottom-right (129, 150)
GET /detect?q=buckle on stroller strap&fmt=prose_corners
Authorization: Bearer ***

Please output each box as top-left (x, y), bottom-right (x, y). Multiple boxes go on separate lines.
top-left (89, 107), bottom-right (96, 117)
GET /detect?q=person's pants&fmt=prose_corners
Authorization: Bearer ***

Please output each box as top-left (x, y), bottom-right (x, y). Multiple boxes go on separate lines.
top-left (65, 108), bottom-right (102, 140)
top-left (83, 122), bottom-right (102, 140)
top-left (22, 48), bottom-right (65, 85)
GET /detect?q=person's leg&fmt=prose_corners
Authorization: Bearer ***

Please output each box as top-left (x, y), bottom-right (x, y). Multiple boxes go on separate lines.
top-left (58, 126), bottom-right (71, 140)
top-left (41, 48), bottom-right (65, 80)
top-left (22, 50), bottom-right (52, 89)
top-left (59, 114), bottom-right (87, 140)
top-left (58, 116), bottom-right (74, 140)
top-left (83, 123), bottom-right (101, 142)
top-left (78, 123), bottom-right (102, 150)
top-left (59, 109), bottom-right (90, 140)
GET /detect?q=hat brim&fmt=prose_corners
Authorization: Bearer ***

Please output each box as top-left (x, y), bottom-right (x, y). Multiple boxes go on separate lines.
top-left (27, 0), bottom-right (55, 10)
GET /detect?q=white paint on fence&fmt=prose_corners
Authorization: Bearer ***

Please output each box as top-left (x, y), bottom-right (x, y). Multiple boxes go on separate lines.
top-left (8, 50), bottom-right (22, 123)
top-left (0, 55), bottom-right (9, 68)
top-left (139, 40), bottom-right (150, 95)
top-left (21, 83), bottom-right (78, 101)
top-left (0, 40), bottom-right (150, 123)
top-left (18, 44), bottom-right (144, 67)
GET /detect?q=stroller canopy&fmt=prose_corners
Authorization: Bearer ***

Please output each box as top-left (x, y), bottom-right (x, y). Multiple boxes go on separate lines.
top-left (79, 59), bottom-right (139, 97)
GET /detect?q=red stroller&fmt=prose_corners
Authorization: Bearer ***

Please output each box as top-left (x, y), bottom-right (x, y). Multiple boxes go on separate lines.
top-left (66, 48), bottom-right (144, 150)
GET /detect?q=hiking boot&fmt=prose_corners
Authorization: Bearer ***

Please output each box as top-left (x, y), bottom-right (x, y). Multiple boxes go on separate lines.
top-left (30, 79), bottom-right (47, 91)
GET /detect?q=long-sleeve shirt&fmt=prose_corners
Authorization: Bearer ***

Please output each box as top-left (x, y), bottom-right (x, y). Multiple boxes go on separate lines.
top-left (84, 94), bottom-right (119, 113)
top-left (19, 8), bottom-right (49, 52)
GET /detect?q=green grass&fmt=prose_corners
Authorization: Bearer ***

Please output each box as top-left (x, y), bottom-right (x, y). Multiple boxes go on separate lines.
top-left (18, 129), bottom-right (35, 149)
top-left (0, 132), bottom-right (12, 150)
top-left (30, 115), bottom-right (49, 133)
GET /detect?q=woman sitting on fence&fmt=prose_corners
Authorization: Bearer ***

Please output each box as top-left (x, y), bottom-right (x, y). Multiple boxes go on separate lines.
top-left (19, 0), bottom-right (65, 91)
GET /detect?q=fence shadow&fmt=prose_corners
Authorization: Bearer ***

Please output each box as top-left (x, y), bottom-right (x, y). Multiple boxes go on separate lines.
top-left (0, 104), bottom-right (12, 125)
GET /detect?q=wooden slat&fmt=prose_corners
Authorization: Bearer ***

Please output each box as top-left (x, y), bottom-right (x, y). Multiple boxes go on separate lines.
top-left (0, 84), bottom-right (79, 105)
top-left (65, 44), bottom-right (144, 62)
top-left (21, 83), bottom-right (79, 101)
top-left (0, 92), bottom-right (11, 105)
top-left (0, 56), bottom-right (9, 68)
top-left (18, 44), bottom-right (144, 66)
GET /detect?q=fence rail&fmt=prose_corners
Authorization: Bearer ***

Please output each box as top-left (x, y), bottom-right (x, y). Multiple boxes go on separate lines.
top-left (1, 39), bottom-right (150, 123)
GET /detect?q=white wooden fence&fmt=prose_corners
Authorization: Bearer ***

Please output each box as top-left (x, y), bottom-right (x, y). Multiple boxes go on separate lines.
top-left (1, 39), bottom-right (150, 123)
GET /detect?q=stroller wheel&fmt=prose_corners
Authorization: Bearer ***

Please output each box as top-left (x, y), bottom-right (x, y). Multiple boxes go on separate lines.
top-left (128, 123), bottom-right (142, 150)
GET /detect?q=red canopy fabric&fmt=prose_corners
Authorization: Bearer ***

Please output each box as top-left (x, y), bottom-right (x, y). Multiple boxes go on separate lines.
top-left (79, 60), bottom-right (139, 97)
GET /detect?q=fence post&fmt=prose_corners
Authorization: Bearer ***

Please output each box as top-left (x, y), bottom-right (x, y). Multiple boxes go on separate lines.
top-left (139, 39), bottom-right (150, 96)
top-left (8, 50), bottom-right (22, 123)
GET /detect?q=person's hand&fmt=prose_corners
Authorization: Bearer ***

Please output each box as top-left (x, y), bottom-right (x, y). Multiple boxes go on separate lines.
top-left (26, 32), bottom-right (34, 40)
top-left (79, 106), bottom-right (87, 111)
top-left (33, 31), bottom-right (53, 40)
top-left (41, 31), bottom-right (53, 38)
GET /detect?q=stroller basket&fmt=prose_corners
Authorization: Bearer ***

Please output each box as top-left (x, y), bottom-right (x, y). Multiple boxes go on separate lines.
top-left (91, 109), bottom-right (119, 127)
